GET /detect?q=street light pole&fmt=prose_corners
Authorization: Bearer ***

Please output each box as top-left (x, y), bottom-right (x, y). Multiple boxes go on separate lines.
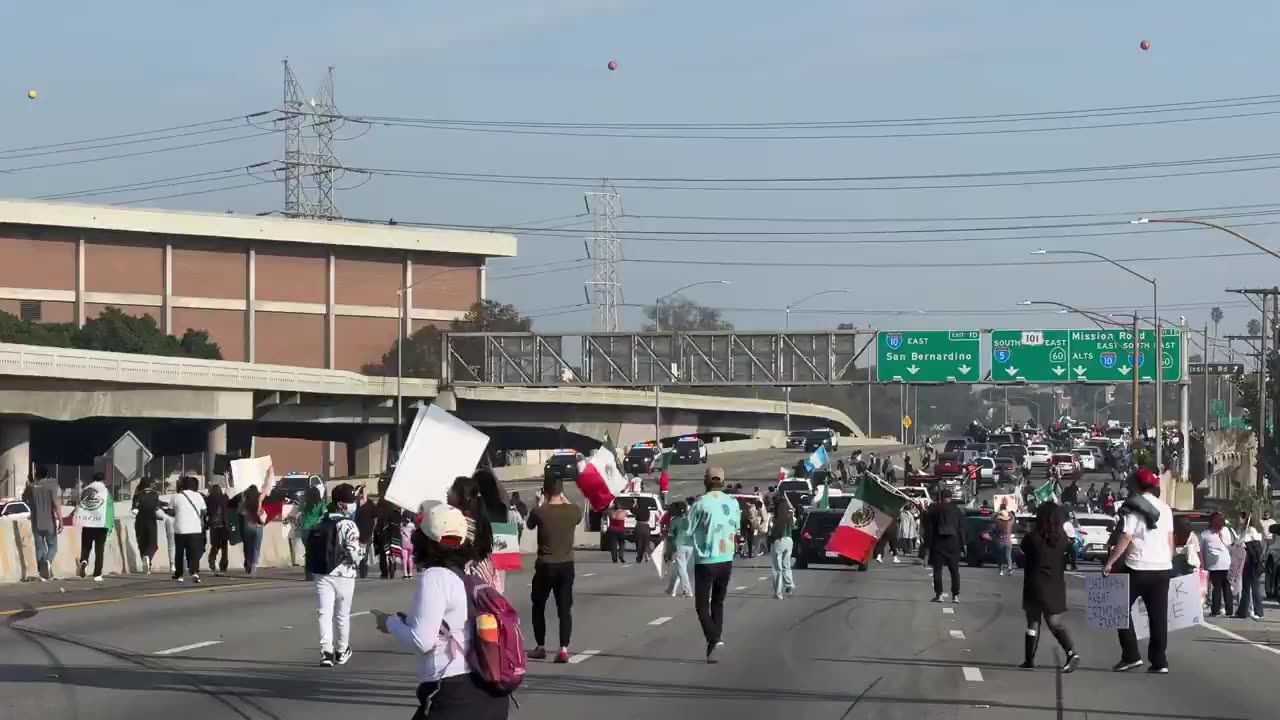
top-left (783, 288), bottom-right (850, 435)
top-left (654, 281), bottom-right (730, 446)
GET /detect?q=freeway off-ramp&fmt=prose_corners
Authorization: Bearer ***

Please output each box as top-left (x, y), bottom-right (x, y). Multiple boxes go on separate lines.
top-left (2, 446), bottom-right (1276, 719)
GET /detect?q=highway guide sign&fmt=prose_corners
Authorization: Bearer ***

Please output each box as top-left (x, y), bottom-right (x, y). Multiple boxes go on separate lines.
top-left (876, 330), bottom-right (979, 383)
top-left (991, 328), bottom-right (1182, 383)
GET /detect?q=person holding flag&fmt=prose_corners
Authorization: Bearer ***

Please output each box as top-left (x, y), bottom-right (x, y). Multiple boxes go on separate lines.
top-left (825, 474), bottom-right (909, 572)
top-left (805, 445), bottom-right (830, 475)
top-left (656, 444), bottom-right (673, 505)
top-left (76, 472), bottom-right (114, 582)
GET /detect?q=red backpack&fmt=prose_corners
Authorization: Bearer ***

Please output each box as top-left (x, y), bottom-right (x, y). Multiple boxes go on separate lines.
top-left (444, 571), bottom-right (527, 696)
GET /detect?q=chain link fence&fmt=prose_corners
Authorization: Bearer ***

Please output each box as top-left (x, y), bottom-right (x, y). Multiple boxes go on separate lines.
top-left (49, 452), bottom-right (215, 502)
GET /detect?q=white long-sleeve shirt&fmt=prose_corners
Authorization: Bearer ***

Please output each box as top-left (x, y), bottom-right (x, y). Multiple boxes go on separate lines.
top-left (172, 491), bottom-right (207, 535)
top-left (1200, 528), bottom-right (1236, 571)
top-left (328, 515), bottom-right (365, 579)
top-left (387, 567), bottom-right (471, 682)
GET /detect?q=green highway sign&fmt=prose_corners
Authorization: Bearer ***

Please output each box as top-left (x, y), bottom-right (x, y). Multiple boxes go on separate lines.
top-left (990, 328), bottom-right (1182, 383)
top-left (877, 330), bottom-right (980, 383)
top-left (1211, 399), bottom-right (1226, 418)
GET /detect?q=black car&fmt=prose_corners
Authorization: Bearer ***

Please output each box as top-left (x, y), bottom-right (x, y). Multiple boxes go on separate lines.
top-left (963, 510), bottom-right (1000, 567)
top-left (672, 437), bottom-right (707, 464)
top-left (944, 438), bottom-right (970, 453)
top-left (803, 429), bottom-right (837, 453)
top-left (999, 444), bottom-right (1027, 467)
top-left (786, 432), bottom-right (806, 449)
top-left (623, 446), bottom-right (659, 475)
top-left (793, 508), bottom-right (865, 570)
top-left (544, 451), bottom-right (583, 482)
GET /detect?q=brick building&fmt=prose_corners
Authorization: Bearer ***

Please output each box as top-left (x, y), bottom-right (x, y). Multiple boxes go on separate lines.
top-left (0, 199), bottom-right (515, 473)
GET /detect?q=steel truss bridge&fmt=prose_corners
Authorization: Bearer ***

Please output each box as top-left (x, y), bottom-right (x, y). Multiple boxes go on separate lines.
top-left (442, 331), bottom-right (876, 388)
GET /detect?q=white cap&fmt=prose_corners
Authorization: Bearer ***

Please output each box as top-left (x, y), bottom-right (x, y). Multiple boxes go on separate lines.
top-left (420, 501), bottom-right (467, 546)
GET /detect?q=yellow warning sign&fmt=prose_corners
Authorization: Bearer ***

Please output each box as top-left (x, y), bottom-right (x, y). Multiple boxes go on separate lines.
top-left (902, 415), bottom-right (913, 429)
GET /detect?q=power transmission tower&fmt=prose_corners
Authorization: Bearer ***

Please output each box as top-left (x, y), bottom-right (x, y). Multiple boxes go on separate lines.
top-left (281, 60), bottom-right (342, 219)
top-left (584, 182), bottom-right (623, 331)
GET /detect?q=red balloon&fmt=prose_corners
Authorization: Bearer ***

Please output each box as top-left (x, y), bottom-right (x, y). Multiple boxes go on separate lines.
top-left (1140, 40), bottom-right (1151, 50)
top-left (607, 60), bottom-right (618, 71)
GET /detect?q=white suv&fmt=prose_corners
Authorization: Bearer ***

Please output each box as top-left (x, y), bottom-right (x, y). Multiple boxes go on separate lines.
top-left (1024, 445), bottom-right (1052, 471)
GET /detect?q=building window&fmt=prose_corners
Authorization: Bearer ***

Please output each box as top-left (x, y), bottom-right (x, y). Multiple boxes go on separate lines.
top-left (19, 301), bottom-right (42, 322)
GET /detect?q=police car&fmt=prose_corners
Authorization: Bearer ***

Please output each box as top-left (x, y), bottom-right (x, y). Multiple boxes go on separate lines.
top-left (599, 492), bottom-right (665, 549)
top-left (671, 436), bottom-right (708, 465)
top-left (0, 499), bottom-right (30, 520)
top-left (623, 442), bottom-right (660, 475)
top-left (544, 449), bottom-right (584, 482)
top-left (268, 472), bottom-right (326, 505)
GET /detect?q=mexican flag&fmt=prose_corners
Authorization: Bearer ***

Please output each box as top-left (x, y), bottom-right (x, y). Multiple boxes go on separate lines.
top-left (813, 483), bottom-right (831, 510)
top-left (75, 482), bottom-right (115, 535)
top-left (656, 444), bottom-right (673, 488)
top-left (576, 446), bottom-right (627, 512)
top-left (1033, 480), bottom-right (1056, 505)
top-left (826, 475), bottom-right (907, 563)
top-left (490, 520), bottom-right (522, 571)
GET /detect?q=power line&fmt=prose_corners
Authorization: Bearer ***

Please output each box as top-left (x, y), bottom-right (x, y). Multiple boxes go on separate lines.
top-left (36, 163), bottom-right (273, 201)
top-left (619, 250), bottom-right (1260, 269)
top-left (0, 132), bottom-right (277, 175)
top-left (111, 179), bottom-right (279, 206)
top-left (0, 112), bottom-right (271, 156)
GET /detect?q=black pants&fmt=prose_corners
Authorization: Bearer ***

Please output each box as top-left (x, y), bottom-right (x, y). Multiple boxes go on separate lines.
top-left (1117, 568), bottom-right (1170, 669)
top-left (694, 561), bottom-right (733, 646)
top-left (135, 518), bottom-right (158, 559)
top-left (530, 561), bottom-right (575, 648)
top-left (80, 527), bottom-right (108, 577)
top-left (1208, 569), bottom-right (1234, 615)
top-left (876, 531), bottom-right (899, 557)
top-left (932, 552), bottom-right (961, 597)
top-left (608, 530), bottom-right (626, 563)
top-left (1025, 607), bottom-right (1074, 662)
top-left (412, 675), bottom-right (509, 720)
top-left (742, 529), bottom-right (755, 558)
top-left (173, 533), bottom-right (204, 578)
top-left (208, 526), bottom-right (230, 573)
top-left (634, 524), bottom-right (651, 562)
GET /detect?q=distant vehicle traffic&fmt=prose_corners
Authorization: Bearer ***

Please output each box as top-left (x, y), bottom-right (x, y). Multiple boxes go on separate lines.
top-left (786, 432), bottom-right (806, 449)
top-left (623, 444), bottom-right (660, 475)
top-left (544, 449), bottom-right (584, 482)
top-left (804, 428), bottom-right (840, 452)
top-left (793, 509), bottom-right (863, 571)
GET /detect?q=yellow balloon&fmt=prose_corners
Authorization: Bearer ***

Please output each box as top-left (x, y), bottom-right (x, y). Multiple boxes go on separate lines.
top-left (27, 90), bottom-right (37, 100)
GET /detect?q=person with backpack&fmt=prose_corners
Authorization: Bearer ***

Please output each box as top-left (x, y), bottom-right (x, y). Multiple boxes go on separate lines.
top-left (377, 501), bottom-right (514, 719)
top-left (171, 476), bottom-right (208, 584)
top-left (525, 476), bottom-right (583, 664)
top-left (309, 483), bottom-right (365, 668)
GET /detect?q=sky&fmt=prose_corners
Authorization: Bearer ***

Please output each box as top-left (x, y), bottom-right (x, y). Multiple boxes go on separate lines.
top-left (2, 0), bottom-right (1279, 351)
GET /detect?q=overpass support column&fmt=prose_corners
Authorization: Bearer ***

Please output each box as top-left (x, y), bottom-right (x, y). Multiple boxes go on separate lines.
top-left (205, 421), bottom-right (227, 486)
top-left (348, 429), bottom-right (390, 478)
top-left (0, 419), bottom-right (30, 500)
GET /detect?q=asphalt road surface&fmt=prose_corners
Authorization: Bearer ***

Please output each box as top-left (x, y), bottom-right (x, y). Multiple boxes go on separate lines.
top-left (3, 541), bottom-right (1277, 719)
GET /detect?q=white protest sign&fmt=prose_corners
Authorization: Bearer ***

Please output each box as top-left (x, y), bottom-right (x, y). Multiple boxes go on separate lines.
top-left (1085, 574), bottom-right (1130, 629)
top-left (651, 540), bottom-right (666, 578)
top-left (1229, 545), bottom-right (1246, 598)
top-left (1132, 572), bottom-right (1204, 640)
top-left (230, 456), bottom-right (273, 494)
top-left (385, 404), bottom-right (490, 512)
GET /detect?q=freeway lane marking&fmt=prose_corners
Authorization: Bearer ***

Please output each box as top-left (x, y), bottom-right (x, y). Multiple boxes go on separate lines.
top-left (949, 630), bottom-right (966, 639)
top-left (155, 640), bottom-right (222, 656)
top-left (351, 611), bottom-right (371, 618)
top-left (1202, 621), bottom-right (1280, 658)
top-left (0, 581), bottom-right (279, 617)
top-left (649, 616), bottom-right (673, 626)
top-left (583, 573), bottom-right (597, 577)
top-left (734, 585), bottom-right (748, 591)
top-left (962, 666), bottom-right (984, 682)
top-left (757, 576), bottom-right (768, 581)
top-left (942, 608), bottom-right (955, 614)
top-left (568, 650), bottom-right (601, 664)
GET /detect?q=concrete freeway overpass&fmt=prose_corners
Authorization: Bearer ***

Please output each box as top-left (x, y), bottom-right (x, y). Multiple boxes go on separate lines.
top-left (0, 342), bottom-right (861, 496)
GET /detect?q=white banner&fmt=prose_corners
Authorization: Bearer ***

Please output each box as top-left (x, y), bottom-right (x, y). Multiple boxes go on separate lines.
top-left (1085, 574), bottom-right (1130, 629)
top-left (651, 540), bottom-right (666, 578)
top-left (385, 404), bottom-right (490, 512)
top-left (230, 456), bottom-right (274, 494)
top-left (1132, 572), bottom-right (1204, 640)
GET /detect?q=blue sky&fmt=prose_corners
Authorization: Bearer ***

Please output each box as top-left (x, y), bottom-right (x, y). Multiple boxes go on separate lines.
top-left (3, 1), bottom-right (1279, 343)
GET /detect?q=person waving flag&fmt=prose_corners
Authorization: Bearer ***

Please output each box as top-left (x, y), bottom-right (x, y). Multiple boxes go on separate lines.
top-left (827, 474), bottom-right (908, 564)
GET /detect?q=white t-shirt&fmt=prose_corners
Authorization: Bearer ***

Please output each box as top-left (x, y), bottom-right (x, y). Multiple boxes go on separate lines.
top-left (1120, 493), bottom-right (1174, 571)
top-left (388, 567), bottom-right (471, 682)
top-left (1063, 521), bottom-right (1077, 539)
top-left (1200, 527), bottom-right (1236, 571)
top-left (171, 491), bottom-right (207, 535)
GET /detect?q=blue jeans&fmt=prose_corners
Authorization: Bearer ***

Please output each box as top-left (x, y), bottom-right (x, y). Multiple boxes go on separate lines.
top-left (241, 524), bottom-right (263, 573)
top-left (668, 546), bottom-right (693, 596)
top-left (33, 529), bottom-right (58, 579)
top-left (997, 541), bottom-right (1012, 572)
top-left (772, 536), bottom-right (795, 597)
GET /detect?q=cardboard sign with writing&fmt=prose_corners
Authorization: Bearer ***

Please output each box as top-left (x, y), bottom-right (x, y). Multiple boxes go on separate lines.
top-left (1085, 574), bottom-right (1130, 629)
top-left (1132, 572), bottom-right (1204, 640)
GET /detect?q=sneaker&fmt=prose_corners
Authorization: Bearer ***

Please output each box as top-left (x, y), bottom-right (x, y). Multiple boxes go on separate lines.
top-left (1018, 660), bottom-right (1035, 670)
top-left (554, 649), bottom-right (570, 664)
top-left (1112, 659), bottom-right (1144, 672)
top-left (527, 647), bottom-right (547, 660)
top-left (1147, 665), bottom-right (1169, 674)
top-left (92, 576), bottom-right (103, 583)
top-left (1210, 611), bottom-right (1225, 618)
top-left (875, 556), bottom-right (884, 564)
top-left (1062, 652), bottom-right (1081, 674)
top-left (930, 595), bottom-right (943, 603)
top-left (952, 595), bottom-right (961, 604)
top-left (706, 643), bottom-right (719, 664)
top-left (320, 652), bottom-right (335, 667)
top-left (174, 576), bottom-right (185, 583)
top-left (775, 593), bottom-right (784, 600)
top-left (892, 556), bottom-right (900, 564)
top-left (192, 574), bottom-right (202, 585)
top-left (38, 577), bottom-right (48, 583)
top-left (336, 648), bottom-right (352, 665)
top-left (716, 641), bottom-right (725, 648)
top-left (78, 561), bottom-right (87, 579)
top-left (1253, 615), bottom-right (1265, 622)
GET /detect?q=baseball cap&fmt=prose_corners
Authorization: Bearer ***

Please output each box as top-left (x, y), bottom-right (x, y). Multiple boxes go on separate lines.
top-left (420, 501), bottom-right (468, 547)
top-left (1135, 468), bottom-right (1160, 490)
top-left (706, 467), bottom-right (726, 488)
top-left (331, 483), bottom-right (357, 504)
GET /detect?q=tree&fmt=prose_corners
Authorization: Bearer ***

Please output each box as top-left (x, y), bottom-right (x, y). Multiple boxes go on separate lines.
top-left (0, 306), bottom-right (222, 360)
top-left (642, 295), bottom-right (733, 332)
top-left (1211, 306), bottom-right (1224, 360)
top-left (1248, 318), bottom-right (1262, 337)
top-left (363, 300), bottom-right (534, 378)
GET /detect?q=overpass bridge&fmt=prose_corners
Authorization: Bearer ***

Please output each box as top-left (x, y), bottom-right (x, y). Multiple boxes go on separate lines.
top-left (0, 343), bottom-right (861, 497)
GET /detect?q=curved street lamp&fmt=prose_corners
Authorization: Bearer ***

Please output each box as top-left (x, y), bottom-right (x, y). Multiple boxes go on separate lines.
top-left (652, 280), bottom-right (731, 446)
top-left (1019, 300), bottom-right (1111, 331)
top-left (783, 288), bottom-right (850, 434)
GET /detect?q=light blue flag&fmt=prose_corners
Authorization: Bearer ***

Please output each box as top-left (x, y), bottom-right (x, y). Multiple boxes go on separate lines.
top-left (805, 445), bottom-right (829, 473)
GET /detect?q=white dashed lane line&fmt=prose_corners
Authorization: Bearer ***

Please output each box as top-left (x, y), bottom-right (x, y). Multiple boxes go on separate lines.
top-left (155, 640), bottom-right (222, 656)
top-left (649, 616), bottom-right (673, 626)
top-left (734, 586), bottom-right (748, 591)
top-left (949, 630), bottom-right (966, 640)
top-left (963, 666), bottom-right (984, 682)
top-left (351, 611), bottom-right (371, 618)
top-left (942, 608), bottom-right (955, 615)
top-left (1203, 621), bottom-right (1280, 657)
top-left (568, 650), bottom-right (601, 664)
top-left (583, 573), bottom-right (597, 577)
top-left (757, 576), bottom-right (768, 581)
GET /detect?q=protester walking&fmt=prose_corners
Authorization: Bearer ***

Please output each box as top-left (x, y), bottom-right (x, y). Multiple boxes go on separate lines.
top-left (608, 505), bottom-right (628, 564)
top-left (921, 487), bottom-right (966, 603)
top-left (171, 476), bottom-right (207, 584)
top-left (769, 493), bottom-right (796, 599)
top-left (1235, 513), bottom-right (1266, 621)
top-left (377, 502), bottom-right (510, 720)
top-left (310, 483), bottom-right (364, 668)
top-left (1102, 468), bottom-right (1174, 674)
top-left (449, 472), bottom-right (509, 593)
top-left (634, 502), bottom-right (653, 563)
top-left (76, 472), bottom-right (112, 583)
top-left (355, 487), bottom-right (379, 579)
top-left (526, 477), bottom-right (583, 663)
top-left (290, 486), bottom-right (326, 570)
top-left (206, 484), bottom-right (231, 576)
top-left (132, 477), bottom-right (163, 574)
top-left (1019, 502), bottom-right (1080, 672)
top-left (27, 466), bottom-right (62, 581)
top-left (239, 485), bottom-right (266, 576)
top-left (898, 502), bottom-right (920, 557)
top-left (1200, 512), bottom-right (1236, 617)
top-left (665, 501), bottom-right (694, 598)
top-left (1171, 514), bottom-right (1201, 578)
top-left (690, 467), bottom-right (740, 663)
top-left (995, 501), bottom-right (1015, 576)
